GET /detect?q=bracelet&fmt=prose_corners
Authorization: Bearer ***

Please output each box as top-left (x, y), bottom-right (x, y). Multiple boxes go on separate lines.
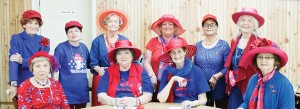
top-left (212, 76), bottom-right (218, 81)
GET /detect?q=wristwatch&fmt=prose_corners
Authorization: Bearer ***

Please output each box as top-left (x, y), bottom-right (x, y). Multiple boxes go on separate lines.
top-left (10, 81), bottom-right (18, 87)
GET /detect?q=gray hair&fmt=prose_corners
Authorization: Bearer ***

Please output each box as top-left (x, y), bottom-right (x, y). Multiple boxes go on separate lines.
top-left (29, 57), bottom-right (52, 73)
top-left (233, 15), bottom-right (261, 39)
top-left (103, 13), bottom-right (123, 27)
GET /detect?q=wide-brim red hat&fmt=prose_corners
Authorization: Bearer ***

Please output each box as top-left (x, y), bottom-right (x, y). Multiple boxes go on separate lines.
top-left (65, 21), bottom-right (83, 29)
top-left (22, 10), bottom-right (43, 24)
top-left (108, 40), bottom-right (142, 62)
top-left (158, 38), bottom-right (197, 63)
top-left (244, 39), bottom-right (288, 68)
top-left (202, 14), bottom-right (218, 25)
top-left (232, 7), bottom-right (265, 27)
top-left (96, 10), bottom-right (128, 32)
top-left (28, 51), bottom-right (60, 72)
top-left (151, 14), bottom-right (186, 36)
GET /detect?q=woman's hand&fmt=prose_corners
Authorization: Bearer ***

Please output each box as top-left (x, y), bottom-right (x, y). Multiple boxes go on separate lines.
top-left (10, 53), bottom-right (22, 64)
top-left (6, 86), bottom-right (17, 99)
top-left (172, 76), bottom-right (187, 87)
top-left (149, 74), bottom-right (157, 86)
top-left (94, 66), bottom-right (107, 76)
top-left (181, 100), bottom-right (193, 109)
top-left (115, 97), bottom-right (137, 108)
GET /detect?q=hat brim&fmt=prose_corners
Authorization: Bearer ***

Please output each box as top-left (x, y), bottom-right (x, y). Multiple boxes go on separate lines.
top-left (232, 12), bottom-right (265, 27)
top-left (96, 10), bottom-right (128, 32)
top-left (158, 45), bottom-right (197, 63)
top-left (108, 47), bottom-right (142, 62)
top-left (245, 47), bottom-right (288, 68)
top-left (151, 18), bottom-right (185, 36)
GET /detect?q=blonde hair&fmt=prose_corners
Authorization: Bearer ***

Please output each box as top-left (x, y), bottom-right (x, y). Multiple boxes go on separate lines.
top-left (29, 57), bottom-right (52, 73)
top-left (233, 15), bottom-right (260, 39)
top-left (103, 13), bottom-right (123, 27)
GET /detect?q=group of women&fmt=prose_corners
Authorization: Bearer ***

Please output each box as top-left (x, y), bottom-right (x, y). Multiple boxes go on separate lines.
top-left (6, 7), bottom-right (295, 109)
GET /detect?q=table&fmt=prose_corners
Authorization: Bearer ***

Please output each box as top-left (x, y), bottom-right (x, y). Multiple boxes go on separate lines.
top-left (84, 102), bottom-right (219, 109)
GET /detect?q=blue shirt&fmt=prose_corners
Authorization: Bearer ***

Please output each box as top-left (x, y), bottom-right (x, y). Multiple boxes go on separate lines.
top-left (54, 41), bottom-right (90, 104)
top-left (239, 71), bottom-right (295, 109)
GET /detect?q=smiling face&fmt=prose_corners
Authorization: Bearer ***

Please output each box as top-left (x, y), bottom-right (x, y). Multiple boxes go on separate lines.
top-left (159, 21), bottom-right (177, 37)
top-left (237, 15), bottom-right (258, 34)
top-left (66, 27), bottom-right (82, 43)
top-left (202, 19), bottom-right (218, 37)
top-left (115, 48), bottom-right (134, 67)
top-left (23, 19), bottom-right (40, 35)
top-left (30, 57), bottom-right (51, 80)
top-left (169, 47), bottom-right (187, 66)
top-left (255, 53), bottom-right (275, 75)
top-left (104, 14), bottom-right (122, 32)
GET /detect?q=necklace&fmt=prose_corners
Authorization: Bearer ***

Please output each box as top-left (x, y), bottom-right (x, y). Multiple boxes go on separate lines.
top-left (205, 39), bottom-right (217, 45)
top-left (105, 36), bottom-right (119, 48)
top-left (35, 78), bottom-right (49, 86)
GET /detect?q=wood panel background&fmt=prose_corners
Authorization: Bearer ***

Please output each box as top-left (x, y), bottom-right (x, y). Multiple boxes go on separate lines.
top-left (1, 0), bottom-right (299, 107)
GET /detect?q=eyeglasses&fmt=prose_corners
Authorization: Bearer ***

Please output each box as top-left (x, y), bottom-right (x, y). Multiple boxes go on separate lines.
top-left (203, 23), bottom-right (217, 28)
top-left (256, 56), bottom-right (274, 61)
top-left (161, 23), bottom-right (175, 28)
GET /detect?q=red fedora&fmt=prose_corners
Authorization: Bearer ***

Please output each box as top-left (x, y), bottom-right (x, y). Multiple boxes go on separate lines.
top-left (158, 38), bottom-right (197, 63)
top-left (232, 7), bottom-right (265, 27)
top-left (65, 21), bottom-right (83, 30)
top-left (108, 40), bottom-right (142, 62)
top-left (96, 10), bottom-right (128, 32)
top-left (245, 38), bottom-right (288, 68)
top-left (151, 14), bottom-right (186, 36)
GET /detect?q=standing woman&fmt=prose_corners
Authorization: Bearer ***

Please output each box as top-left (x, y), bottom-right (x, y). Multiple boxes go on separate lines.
top-left (194, 14), bottom-right (230, 108)
top-left (54, 21), bottom-right (90, 108)
top-left (6, 10), bottom-right (50, 108)
top-left (90, 10), bottom-right (128, 106)
top-left (144, 14), bottom-right (187, 101)
top-left (238, 38), bottom-right (294, 108)
top-left (224, 7), bottom-right (264, 109)
top-left (157, 38), bottom-right (210, 108)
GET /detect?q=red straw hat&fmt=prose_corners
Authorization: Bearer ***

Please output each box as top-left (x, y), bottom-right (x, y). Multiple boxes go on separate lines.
top-left (96, 10), bottom-right (128, 31)
top-left (232, 7), bottom-right (265, 27)
top-left (108, 40), bottom-right (142, 62)
top-left (151, 14), bottom-right (186, 36)
top-left (245, 38), bottom-right (288, 68)
top-left (65, 21), bottom-right (83, 29)
top-left (28, 51), bottom-right (60, 72)
top-left (202, 14), bottom-right (218, 25)
top-left (22, 10), bottom-right (43, 24)
top-left (158, 38), bottom-right (197, 63)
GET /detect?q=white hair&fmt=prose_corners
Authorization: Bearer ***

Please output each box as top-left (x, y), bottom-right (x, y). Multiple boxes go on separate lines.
top-left (233, 15), bottom-right (261, 39)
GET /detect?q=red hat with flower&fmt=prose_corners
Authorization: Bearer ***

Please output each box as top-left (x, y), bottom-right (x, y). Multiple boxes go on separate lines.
top-left (28, 51), bottom-right (60, 72)
top-left (108, 40), bottom-right (142, 62)
top-left (65, 21), bottom-right (83, 30)
top-left (151, 14), bottom-right (186, 36)
top-left (96, 10), bottom-right (128, 32)
top-left (232, 7), bottom-right (265, 28)
top-left (22, 10), bottom-right (43, 25)
top-left (158, 38), bottom-right (197, 63)
top-left (245, 38), bottom-right (288, 68)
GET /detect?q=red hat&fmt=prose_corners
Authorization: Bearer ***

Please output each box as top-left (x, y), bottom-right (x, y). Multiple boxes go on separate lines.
top-left (232, 7), bottom-right (265, 27)
top-left (202, 14), bottom-right (218, 24)
top-left (65, 21), bottom-right (83, 29)
top-left (22, 10), bottom-right (43, 23)
top-left (96, 10), bottom-right (128, 31)
top-left (245, 38), bottom-right (288, 68)
top-left (28, 51), bottom-right (60, 72)
top-left (108, 40), bottom-right (142, 62)
top-left (158, 38), bottom-right (197, 63)
top-left (151, 14), bottom-right (186, 36)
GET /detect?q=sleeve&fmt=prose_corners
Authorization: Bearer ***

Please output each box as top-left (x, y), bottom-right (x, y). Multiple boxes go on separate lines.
top-left (279, 77), bottom-right (295, 109)
top-left (158, 70), bottom-right (169, 93)
top-left (221, 41), bottom-right (230, 75)
top-left (56, 81), bottom-right (70, 109)
top-left (85, 44), bottom-right (91, 69)
top-left (196, 68), bottom-right (210, 94)
top-left (17, 82), bottom-right (32, 109)
top-left (21, 57), bottom-right (30, 69)
top-left (54, 44), bottom-right (64, 67)
top-left (239, 75), bottom-right (257, 109)
top-left (9, 35), bottom-right (20, 83)
top-left (89, 38), bottom-right (100, 74)
top-left (97, 69), bottom-right (110, 93)
top-left (141, 69), bottom-right (154, 93)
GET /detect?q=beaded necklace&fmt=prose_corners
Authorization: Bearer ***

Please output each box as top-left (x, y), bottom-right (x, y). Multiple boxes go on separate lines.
top-left (106, 36), bottom-right (119, 48)
top-left (35, 78), bottom-right (49, 86)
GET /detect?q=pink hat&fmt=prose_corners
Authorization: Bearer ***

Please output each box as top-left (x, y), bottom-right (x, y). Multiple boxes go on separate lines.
top-left (22, 10), bottom-right (43, 25)
top-left (202, 14), bottom-right (218, 25)
top-left (151, 14), bottom-right (186, 36)
top-left (108, 40), bottom-right (142, 62)
top-left (232, 7), bottom-right (265, 27)
top-left (65, 21), bottom-right (83, 30)
top-left (158, 38), bottom-right (197, 63)
top-left (28, 51), bottom-right (60, 72)
top-left (96, 10), bottom-right (128, 31)
top-left (245, 38), bottom-right (288, 68)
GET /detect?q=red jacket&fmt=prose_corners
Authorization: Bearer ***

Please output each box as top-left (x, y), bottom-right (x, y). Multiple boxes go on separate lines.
top-left (224, 35), bottom-right (259, 95)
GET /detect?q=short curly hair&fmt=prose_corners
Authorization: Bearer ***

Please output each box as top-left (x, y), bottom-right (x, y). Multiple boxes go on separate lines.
top-left (20, 18), bottom-right (43, 28)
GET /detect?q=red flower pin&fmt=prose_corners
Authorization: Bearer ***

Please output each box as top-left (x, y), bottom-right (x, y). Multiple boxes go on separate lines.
top-left (40, 37), bottom-right (49, 46)
top-left (250, 38), bottom-right (273, 50)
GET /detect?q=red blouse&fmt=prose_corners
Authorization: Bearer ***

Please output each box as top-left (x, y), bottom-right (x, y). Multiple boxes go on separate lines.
top-left (18, 78), bottom-right (69, 109)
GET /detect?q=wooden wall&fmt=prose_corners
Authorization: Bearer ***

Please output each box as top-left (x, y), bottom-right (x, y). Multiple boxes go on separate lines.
top-left (1, 0), bottom-right (299, 107)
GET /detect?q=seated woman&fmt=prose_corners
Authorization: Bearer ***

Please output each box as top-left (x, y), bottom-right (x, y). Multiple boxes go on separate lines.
top-left (238, 38), bottom-right (294, 109)
top-left (157, 38), bottom-right (210, 108)
top-left (18, 51), bottom-right (69, 109)
top-left (97, 40), bottom-right (153, 108)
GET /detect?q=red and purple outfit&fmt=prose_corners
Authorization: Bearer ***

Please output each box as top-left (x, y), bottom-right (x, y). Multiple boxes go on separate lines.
top-left (18, 78), bottom-right (69, 109)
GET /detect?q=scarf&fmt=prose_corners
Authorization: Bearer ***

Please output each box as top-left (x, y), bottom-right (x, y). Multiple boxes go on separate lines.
top-left (249, 69), bottom-right (276, 109)
top-left (107, 64), bottom-right (143, 97)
